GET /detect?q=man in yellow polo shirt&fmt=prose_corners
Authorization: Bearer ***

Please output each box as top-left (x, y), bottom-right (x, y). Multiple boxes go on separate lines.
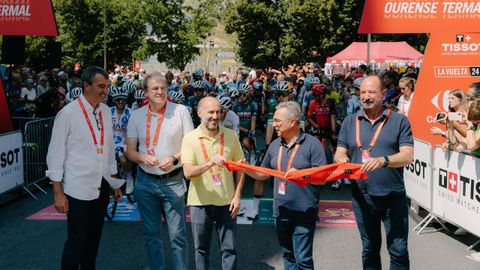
top-left (182, 96), bottom-right (245, 270)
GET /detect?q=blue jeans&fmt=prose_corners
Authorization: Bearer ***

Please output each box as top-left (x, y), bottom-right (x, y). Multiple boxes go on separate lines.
top-left (190, 205), bottom-right (237, 270)
top-left (134, 169), bottom-right (188, 270)
top-left (352, 191), bottom-right (410, 270)
top-left (275, 215), bottom-right (316, 270)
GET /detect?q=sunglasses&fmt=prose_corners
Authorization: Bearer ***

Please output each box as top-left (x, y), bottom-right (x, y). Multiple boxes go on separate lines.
top-left (276, 92), bottom-right (290, 97)
top-left (240, 93), bottom-right (248, 97)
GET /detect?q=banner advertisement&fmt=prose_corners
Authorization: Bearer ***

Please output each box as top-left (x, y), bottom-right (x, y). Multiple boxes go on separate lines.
top-left (0, 131), bottom-right (23, 194)
top-left (432, 146), bottom-right (480, 236)
top-left (408, 32), bottom-right (480, 144)
top-left (359, 0), bottom-right (480, 34)
top-left (0, 0), bottom-right (58, 36)
top-left (0, 79), bottom-right (13, 134)
top-left (404, 139), bottom-right (433, 211)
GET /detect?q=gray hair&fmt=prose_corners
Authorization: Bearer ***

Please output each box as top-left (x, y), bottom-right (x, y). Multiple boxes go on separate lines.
top-left (276, 101), bottom-right (302, 124)
top-left (143, 71), bottom-right (166, 90)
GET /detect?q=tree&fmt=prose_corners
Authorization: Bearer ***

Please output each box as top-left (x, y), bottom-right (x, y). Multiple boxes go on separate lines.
top-left (224, 0), bottom-right (282, 69)
top-left (52, 0), bottom-right (145, 68)
top-left (139, 0), bottom-right (219, 71)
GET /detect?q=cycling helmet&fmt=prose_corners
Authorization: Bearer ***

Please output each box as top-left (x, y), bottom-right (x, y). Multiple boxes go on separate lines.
top-left (70, 87), bottom-right (82, 100)
top-left (192, 69), bottom-right (204, 81)
top-left (165, 71), bottom-right (174, 79)
top-left (252, 81), bottom-right (263, 91)
top-left (228, 87), bottom-right (239, 98)
top-left (217, 94), bottom-right (232, 110)
top-left (108, 84), bottom-right (116, 95)
top-left (238, 84), bottom-right (252, 95)
top-left (110, 86), bottom-right (128, 99)
top-left (312, 84), bottom-right (327, 96)
top-left (193, 80), bottom-right (208, 90)
top-left (134, 89), bottom-right (145, 100)
top-left (122, 80), bottom-right (136, 94)
top-left (168, 91), bottom-right (185, 104)
top-left (276, 81), bottom-right (292, 93)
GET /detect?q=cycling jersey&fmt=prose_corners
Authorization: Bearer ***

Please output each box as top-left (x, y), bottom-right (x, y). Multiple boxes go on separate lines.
top-left (307, 98), bottom-right (336, 131)
top-left (232, 101), bottom-right (258, 131)
top-left (266, 97), bottom-right (279, 122)
top-left (111, 106), bottom-right (132, 148)
top-left (220, 110), bottom-right (240, 137)
top-left (186, 95), bottom-right (202, 127)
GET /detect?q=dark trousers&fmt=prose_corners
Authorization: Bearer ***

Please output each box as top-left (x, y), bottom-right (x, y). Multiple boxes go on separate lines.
top-left (352, 191), bottom-right (410, 270)
top-left (61, 179), bottom-right (110, 270)
top-left (275, 216), bottom-right (316, 270)
top-left (190, 205), bottom-right (237, 270)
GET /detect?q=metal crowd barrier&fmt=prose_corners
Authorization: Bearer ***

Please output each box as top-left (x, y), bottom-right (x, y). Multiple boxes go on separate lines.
top-left (22, 117), bottom-right (55, 199)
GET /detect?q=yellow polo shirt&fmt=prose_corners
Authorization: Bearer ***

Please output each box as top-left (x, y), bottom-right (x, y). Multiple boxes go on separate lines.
top-left (181, 126), bottom-right (244, 206)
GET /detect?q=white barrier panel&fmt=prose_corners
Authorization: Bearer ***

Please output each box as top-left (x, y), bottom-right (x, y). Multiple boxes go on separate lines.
top-left (432, 146), bottom-right (480, 237)
top-left (0, 131), bottom-right (24, 193)
top-left (405, 139), bottom-right (433, 211)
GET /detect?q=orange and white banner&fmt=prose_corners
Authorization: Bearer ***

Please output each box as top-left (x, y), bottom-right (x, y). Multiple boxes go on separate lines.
top-left (359, 0), bottom-right (480, 34)
top-left (409, 32), bottom-right (480, 144)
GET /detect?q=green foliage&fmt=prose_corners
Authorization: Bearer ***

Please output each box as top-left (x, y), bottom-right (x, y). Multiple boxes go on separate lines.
top-left (51, 0), bottom-right (145, 68)
top-left (141, 0), bottom-right (219, 70)
top-left (226, 0), bottom-right (427, 69)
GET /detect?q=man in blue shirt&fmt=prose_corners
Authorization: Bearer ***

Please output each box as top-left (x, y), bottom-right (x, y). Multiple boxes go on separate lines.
top-left (334, 75), bottom-right (414, 270)
top-left (244, 101), bottom-right (326, 270)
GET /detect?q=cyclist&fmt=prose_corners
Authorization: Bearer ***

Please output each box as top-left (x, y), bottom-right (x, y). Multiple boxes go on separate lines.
top-left (307, 84), bottom-right (336, 164)
top-left (131, 88), bottom-right (146, 111)
top-left (186, 80), bottom-right (208, 127)
top-left (109, 86), bottom-right (134, 196)
top-left (217, 94), bottom-right (240, 137)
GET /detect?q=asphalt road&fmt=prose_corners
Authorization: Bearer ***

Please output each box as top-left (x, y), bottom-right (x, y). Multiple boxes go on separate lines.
top-left (1, 179), bottom-right (480, 270)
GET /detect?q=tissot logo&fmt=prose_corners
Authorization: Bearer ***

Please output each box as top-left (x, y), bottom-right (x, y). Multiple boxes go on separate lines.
top-left (438, 168), bottom-right (480, 203)
top-left (456, 34), bottom-right (464, 42)
top-left (441, 42), bottom-right (480, 53)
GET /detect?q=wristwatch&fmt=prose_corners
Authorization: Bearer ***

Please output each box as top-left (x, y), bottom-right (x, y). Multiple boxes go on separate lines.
top-left (172, 156), bottom-right (179, 166)
top-left (383, 156), bottom-right (390, 167)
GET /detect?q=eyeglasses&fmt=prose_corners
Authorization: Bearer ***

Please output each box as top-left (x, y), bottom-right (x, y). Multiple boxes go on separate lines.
top-left (272, 117), bottom-right (294, 124)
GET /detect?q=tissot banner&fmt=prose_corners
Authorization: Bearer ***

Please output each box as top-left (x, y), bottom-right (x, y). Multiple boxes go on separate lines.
top-left (408, 32), bottom-right (480, 144)
top-left (0, 0), bottom-right (58, 36)
top-left (359, 0), bottom-right (480, 34)
top-left (432, 146), bottom-right (480, 237)
top-left (404, 139), bottom-right (433, 211)
top-left (0, 131), bottom-right (23, 194)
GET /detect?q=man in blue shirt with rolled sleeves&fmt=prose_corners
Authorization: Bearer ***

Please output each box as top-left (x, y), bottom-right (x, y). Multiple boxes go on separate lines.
top-left (334, 75), bottom-right (414, 270)
top-left (244, 101), bottom-right (326, 270)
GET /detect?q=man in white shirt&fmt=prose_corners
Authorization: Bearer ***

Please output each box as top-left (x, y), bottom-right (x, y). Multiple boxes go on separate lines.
top-left (126, 72), bottom-right (194, 270)
top-left (46, 66), bottom-right (124, 269)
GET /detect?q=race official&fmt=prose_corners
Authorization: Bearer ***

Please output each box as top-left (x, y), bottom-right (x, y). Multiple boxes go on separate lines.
top-left (181, 96), bottom-right (245, 270)
top-left (244, 101), bottom-right (327, 270)
top-left (334, 75), bottom-right (414, 270)
top-left (46, 66), bottom-right (124, 269)
top-left (126, 72), bottom-right (193, 270)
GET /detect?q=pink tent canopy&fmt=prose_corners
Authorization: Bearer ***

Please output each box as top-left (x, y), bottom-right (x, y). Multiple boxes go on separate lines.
top-left (326, 42), bottom-right (423, 64)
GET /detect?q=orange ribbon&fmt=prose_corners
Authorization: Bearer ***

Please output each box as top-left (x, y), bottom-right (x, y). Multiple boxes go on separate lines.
top-left (223, 160), bottom-right (368, 187)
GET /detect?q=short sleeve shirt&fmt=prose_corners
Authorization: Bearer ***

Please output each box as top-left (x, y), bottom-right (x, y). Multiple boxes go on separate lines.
top-left (261, 132), bottom-right (327, 220)
top-left (337, 107), bottom-right (414, 196)
top-left (181, 126), bottom-right (244, 206)
top-left (127, 102), bottom-right (194, 175)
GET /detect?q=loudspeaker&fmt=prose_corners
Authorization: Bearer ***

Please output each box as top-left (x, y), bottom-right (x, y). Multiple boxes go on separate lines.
top-left (46, 41), bottom-right (62, 69)
top-left (1, 36), bottom-right (26, 65)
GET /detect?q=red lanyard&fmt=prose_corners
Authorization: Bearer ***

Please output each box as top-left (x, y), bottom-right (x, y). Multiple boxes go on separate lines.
top-left (277, 143), bottom-right (300, 172)
top-left (146, 104), bottom-right (167, 150)
top-left (200, 133), bottom-right (225, 173)
top-left (356, 109), bottom-right (391, 151)
top-left (78, 97), bottom-right (104, 153)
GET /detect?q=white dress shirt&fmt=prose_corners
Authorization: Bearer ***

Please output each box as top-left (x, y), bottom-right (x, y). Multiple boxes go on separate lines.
top-left (127, 101), bottom-right (194, 175)
top-left (46, 94), bottom-right (124, 201)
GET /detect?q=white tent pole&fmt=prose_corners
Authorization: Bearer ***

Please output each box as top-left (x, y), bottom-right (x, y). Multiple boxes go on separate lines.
top-left (367, 33), bottom-right (371, 70)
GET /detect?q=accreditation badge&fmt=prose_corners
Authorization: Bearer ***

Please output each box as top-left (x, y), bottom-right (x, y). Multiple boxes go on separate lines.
top-left (212, 174), bottom-right (222, 186)
top-left (278, 181), bottom-right (286, 195)
top-left (361, 150), bottom-right (370, 163)
top-left (96, 148), bottom-right (103, 155)
top-left (147, 148), bottom-right (155, 156)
